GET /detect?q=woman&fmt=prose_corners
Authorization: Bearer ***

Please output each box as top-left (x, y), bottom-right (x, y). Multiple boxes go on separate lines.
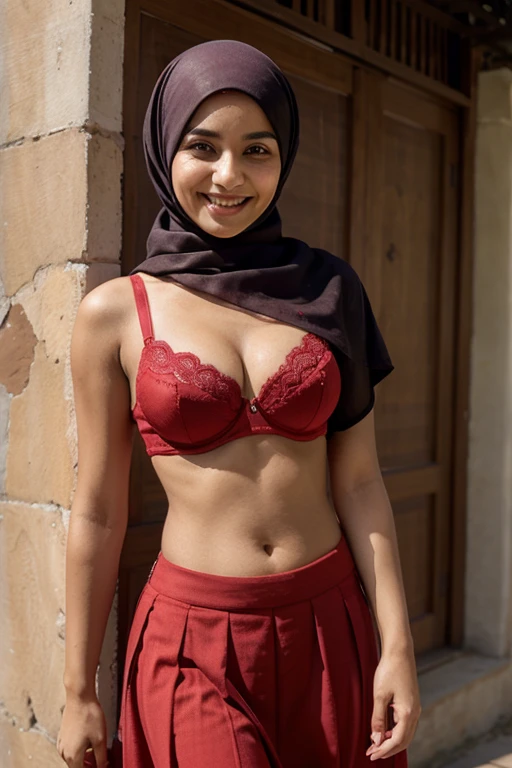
top-left (57, 40), bottom-right (420, 768)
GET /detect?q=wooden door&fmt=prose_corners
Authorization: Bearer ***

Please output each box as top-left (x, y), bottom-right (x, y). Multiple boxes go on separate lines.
top-left (350, 72), bottom-right (460, 656)
top-left (120, 0), bottom-right (354, 684)
top-left (119, 0), bottom-right (464, 690)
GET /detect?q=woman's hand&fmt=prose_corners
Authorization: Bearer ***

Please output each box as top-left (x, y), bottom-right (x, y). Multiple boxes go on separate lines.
top-left (57, 693), bottom-right (108, 768)
top-left (365, 648), bottom-right (421, 761)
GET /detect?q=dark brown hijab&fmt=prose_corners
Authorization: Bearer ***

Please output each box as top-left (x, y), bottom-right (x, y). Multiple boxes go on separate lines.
top-left (130, 39), bottom-right (393, 435)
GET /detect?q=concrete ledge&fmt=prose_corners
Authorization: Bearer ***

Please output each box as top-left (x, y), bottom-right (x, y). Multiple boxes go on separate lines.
top-left (410, 654), bottom-right (512, 767)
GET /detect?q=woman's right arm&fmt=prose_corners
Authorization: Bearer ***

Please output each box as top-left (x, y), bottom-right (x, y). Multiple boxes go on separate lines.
top-left (57, 280), bottom-right (134, 768)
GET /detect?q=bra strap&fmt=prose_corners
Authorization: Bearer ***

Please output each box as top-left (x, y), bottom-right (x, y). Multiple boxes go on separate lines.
top-left (129, 274), bottom-right (154, 344)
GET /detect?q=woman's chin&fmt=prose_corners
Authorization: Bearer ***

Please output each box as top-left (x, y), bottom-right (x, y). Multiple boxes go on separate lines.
top-left (197, 213), bottom-right (254, 239)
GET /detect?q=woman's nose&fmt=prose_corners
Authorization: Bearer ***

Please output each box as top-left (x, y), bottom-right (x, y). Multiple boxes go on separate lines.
top-left (211, 152), bottom-right (244, 189)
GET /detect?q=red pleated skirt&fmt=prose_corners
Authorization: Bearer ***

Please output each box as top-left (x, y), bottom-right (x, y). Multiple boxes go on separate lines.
top-left (117, 534), bottom-right (408, 767)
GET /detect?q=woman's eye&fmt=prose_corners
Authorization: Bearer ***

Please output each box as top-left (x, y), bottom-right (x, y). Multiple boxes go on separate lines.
top-left (189, 142), bottom-right (213, 153)
top-left (245, 145), bottom-right (269, 156)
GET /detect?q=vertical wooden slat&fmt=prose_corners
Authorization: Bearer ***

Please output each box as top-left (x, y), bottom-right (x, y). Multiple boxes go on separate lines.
top-left (351, 0), bottom-right (366, 42)
top-left (292, 0), bottom-right (301, 14)
top-left (450, 46), bottom-right (481, 646)
top-left (433, 23), bottom-right (439, 80)
top-left (390, 0), bottom-right (397, 59)
top-left (379, 0), bottom-right (388, 55)
top-left (431, 23), bottom-right (437, 79)
top-left (445, 29), bottom-right (451, 85)
top-left (438, 24), bottom-right (443, 81)
top-left (429, 18), bottom-right (436, 77)
top-left (436, 121), bottom-right (460, 653)
top-left (306, 0), bottom-right (315, 21)
top-left (442, 28), bottom-right (448, 84)
top-left (425, 18), bottom-right (431, 76)
top-left (419, 14), bottom-right (426, 73)
top-left (368, 0), bottom-right (377, 48)
top-left (321, 0), bottom-right (335, 29)
top-left (410, 9), bottom-right (417, 68)
top-left (435, 23), bottom-right (442, 81)
top-left (348, 69), bottom-right (384, 282)
top-left (401, 5), bottom-right (408, 64)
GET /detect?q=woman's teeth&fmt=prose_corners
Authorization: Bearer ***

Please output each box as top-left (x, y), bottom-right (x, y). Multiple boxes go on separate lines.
top-left (205, 195), bottom-right (247, 207)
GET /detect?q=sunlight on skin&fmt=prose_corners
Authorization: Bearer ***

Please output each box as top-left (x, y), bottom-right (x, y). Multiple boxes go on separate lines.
top-left (171, 90), bottom-right (282, 238)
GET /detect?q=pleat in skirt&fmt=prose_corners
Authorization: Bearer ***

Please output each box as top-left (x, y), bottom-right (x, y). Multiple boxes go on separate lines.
top-left (117, 533), bottom-right (408, 767)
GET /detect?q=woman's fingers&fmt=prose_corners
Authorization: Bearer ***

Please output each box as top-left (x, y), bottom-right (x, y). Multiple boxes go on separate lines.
top-left (366, 703), bottom-right (419, 761)
top-left (369, 693), bottom-right (389, 750)
top-left (368, 717), bottom-right (408, 761)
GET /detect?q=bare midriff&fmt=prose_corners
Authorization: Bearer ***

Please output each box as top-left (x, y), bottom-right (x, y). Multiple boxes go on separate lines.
top-left (121, 273), bottom-right (342, 577)
top-left (153, 435), bottom-right (342, 576)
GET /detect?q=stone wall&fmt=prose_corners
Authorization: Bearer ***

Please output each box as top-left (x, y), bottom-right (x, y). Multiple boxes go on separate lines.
top-left (0, 1), bottom-right (125, 764)
top-left (466, 68), bottom-right (512, 660)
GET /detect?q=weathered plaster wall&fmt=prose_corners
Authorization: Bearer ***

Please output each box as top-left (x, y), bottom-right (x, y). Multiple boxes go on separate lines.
top-left (0, 0), bottom-right (125, 763)
top-left (466, 68), bottom-right (512, 660)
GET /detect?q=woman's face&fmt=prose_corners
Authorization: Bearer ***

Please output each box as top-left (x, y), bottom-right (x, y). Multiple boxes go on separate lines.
top-left (171, 91), bottom-right (282, 238)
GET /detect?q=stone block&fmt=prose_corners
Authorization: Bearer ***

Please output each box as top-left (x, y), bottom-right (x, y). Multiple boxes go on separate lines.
top-left (410, 656), bottom-right (512, 767)
top-left (443, 736), bottom-right (512, 768)
top-left (92, 0), bottom-right (125, 26)
top-left (0, 503), bottom-right (67, 740)
top-left (90, 6), bottom-right (125, 133)
top-left (0, 0), bottom-right (91, 144)
top-left (0, 719), bottom-right (62, 768)
top-left (0, 130), bottom-right (87, 297)
top-left (0, 384), bottom-right (10, 495)
top-left (6, 342), bottom-right (74, 507)
top-left (466, 115), bottom-right (512, 658)
top-left (17, 264), bottom-right (83, 364)
top-left (0, 304), bottom-right (37, 396)
top-left (478, 70), bottom-right (512, 126)
top-left (87, 134), bottom-right (123, 263)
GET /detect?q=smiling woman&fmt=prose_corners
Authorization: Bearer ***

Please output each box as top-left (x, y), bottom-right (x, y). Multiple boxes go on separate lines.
top-left (58, 39), bottom-right (419, 768)
top-left (171, 91), bottom-right (282, 237)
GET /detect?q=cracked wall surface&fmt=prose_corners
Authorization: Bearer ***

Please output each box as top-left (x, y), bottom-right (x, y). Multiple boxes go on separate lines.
top-left (0, 0), bottom-right (125, 763)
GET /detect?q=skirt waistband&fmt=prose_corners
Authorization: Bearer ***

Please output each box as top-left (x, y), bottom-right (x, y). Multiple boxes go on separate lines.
top-left (147, 533), bottom-right (358, 610)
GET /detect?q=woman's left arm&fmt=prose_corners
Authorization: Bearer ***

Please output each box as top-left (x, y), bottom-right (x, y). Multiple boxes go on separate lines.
top-left (327, 408), bottom-right (421, 761)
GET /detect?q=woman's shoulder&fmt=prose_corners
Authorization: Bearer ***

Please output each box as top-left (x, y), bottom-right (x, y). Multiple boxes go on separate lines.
top-left (77, 274), bottom-right (135, 328)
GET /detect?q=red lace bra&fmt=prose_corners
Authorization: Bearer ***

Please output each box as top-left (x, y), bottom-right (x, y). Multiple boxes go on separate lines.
top-left (129, 274), bottom-right (342, 456)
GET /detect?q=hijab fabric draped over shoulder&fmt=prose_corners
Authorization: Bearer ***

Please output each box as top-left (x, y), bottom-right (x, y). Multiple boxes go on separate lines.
top-left (129, 39), bottom-right (393, 436)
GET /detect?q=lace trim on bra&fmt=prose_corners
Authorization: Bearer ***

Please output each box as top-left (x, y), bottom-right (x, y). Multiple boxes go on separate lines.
top-left (137, 332), bottom-right (330, 412)
top-left (138, 340), bottom-right (241, 408)
top-left (259, 333), bottom-right (330, 414)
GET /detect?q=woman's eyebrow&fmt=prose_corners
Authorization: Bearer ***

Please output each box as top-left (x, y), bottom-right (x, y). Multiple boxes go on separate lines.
top-left (185, 127), bottom-right (277, 141)
top-left (242, 131), bottom-right (278, 141)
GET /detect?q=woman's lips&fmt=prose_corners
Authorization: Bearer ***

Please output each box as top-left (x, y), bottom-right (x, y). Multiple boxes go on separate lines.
top-left (200, 193), bottom-right (251, 217)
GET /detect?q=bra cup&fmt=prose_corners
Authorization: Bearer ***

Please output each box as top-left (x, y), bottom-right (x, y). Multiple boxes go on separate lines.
top-left (259, 379), bottom-right (324, 432)
top-left (137, 369), bottom-right (241, 445)
top-left (259, 356), bottom-right (342, 433)
top-left (309, 356), bottom-right (342, 426)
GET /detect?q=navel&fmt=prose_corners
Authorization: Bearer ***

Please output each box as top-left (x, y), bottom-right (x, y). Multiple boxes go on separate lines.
top-left (263, 544), bottom-right (274, 557)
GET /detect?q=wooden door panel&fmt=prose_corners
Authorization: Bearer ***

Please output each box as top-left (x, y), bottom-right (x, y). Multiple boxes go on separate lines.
top-left (127, 10), bottom-right (352, 527)
top-left (394, 495), bottom-right (438, 654)
top-left (377, 117), bottom-right (442, 468)
top-left (120, 0), bottom-right (353, 685)
top-left (363, 78), bottom-right (459, 655)
top-left (121, 1), bottom-right (462, 677)
top-left (279, 73), bottom-right (349, 255)
top-left (126, 16), bottom-right (206, 527)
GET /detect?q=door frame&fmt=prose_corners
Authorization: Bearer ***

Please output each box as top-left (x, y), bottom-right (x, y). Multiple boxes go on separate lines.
top-left (121, 0), bottom-right (477, 656)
